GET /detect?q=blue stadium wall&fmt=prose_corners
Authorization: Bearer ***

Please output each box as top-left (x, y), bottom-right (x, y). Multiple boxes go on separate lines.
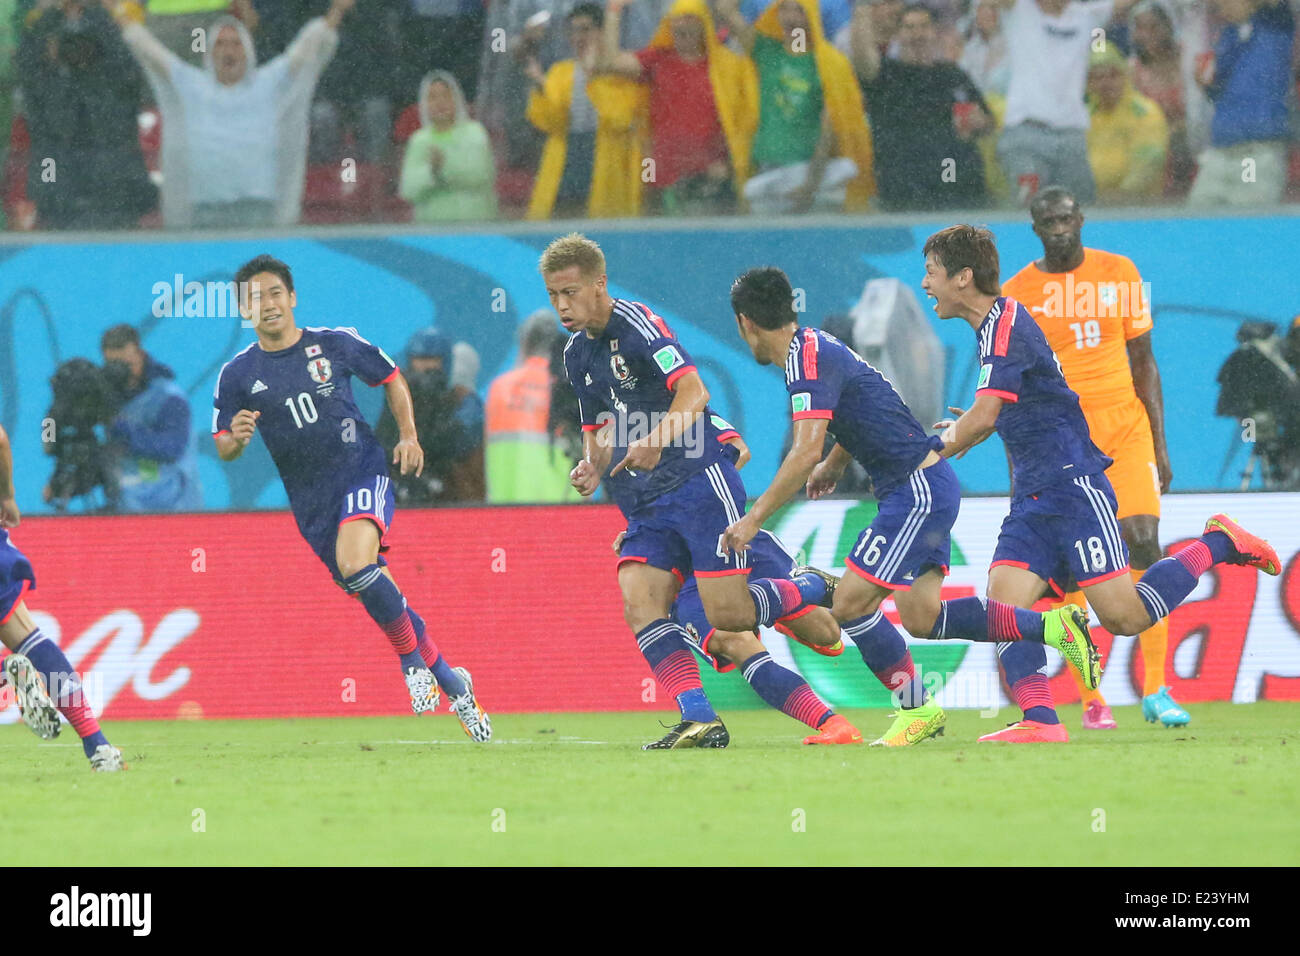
top-left (0, 212), bottom-right (1293, 513)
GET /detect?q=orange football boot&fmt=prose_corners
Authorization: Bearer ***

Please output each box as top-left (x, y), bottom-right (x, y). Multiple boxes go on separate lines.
top-left (977, 719), bottom-right (1070, 743)
top-left (1204, 514), bottom-right (1281, 575)
top-left (803, 714), bottom-right (864, 745)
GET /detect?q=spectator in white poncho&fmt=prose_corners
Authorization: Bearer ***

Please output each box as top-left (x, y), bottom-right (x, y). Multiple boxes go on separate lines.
top-left (110, 0), bottom-right (355, 228)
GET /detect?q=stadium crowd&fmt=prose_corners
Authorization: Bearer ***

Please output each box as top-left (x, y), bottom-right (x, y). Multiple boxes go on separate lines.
top-left (1, 0), bottom-right (1297, 228)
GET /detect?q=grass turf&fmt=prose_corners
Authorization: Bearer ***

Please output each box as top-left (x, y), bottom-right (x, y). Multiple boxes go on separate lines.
top-left (1, 701), bottom-right (1295, 865)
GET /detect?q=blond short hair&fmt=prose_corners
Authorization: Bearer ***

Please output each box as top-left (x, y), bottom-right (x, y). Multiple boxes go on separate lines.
top-left (539, 233), bottom-right (606, 279)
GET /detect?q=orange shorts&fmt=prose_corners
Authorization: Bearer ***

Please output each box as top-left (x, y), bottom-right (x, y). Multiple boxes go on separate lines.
top-left (1082, 396), bottom-right (1160, 520)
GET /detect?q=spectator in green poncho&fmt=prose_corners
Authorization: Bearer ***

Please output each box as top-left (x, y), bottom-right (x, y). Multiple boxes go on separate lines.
top-left (398, 69), bottom-right (498, 223)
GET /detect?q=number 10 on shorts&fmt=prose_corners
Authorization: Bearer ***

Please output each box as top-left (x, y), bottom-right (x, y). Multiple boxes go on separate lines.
top-left (346, 487), bottom-right (374, 514)
top-left (1074, 536), bottom-right (1107, 573)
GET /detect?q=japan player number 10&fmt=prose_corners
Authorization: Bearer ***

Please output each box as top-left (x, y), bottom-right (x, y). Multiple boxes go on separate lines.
top-left (285, 392), bottom-right (319, 428)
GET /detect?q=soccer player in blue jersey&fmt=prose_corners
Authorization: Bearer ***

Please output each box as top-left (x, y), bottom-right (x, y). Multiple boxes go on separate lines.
top-left (544, 233), bottom-right (833, 750)
top-left (921, 225), bottom-right (1280, 742)
top-left (0, 425), bottom-right (123, 770)
top-left (214, 255), bottom-right (490, 742)
top-left (723, 266), bottom-right (1098, 747)
top-left (606, 416), bottom-right (863, 746)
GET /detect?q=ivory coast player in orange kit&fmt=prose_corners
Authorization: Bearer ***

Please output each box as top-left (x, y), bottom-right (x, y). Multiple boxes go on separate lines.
top-left (1001, 187), bottom-right (1187, 729)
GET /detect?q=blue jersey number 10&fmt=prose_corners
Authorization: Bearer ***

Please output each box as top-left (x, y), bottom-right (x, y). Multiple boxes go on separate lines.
top-left (284, 392), bottom-right (319, 429)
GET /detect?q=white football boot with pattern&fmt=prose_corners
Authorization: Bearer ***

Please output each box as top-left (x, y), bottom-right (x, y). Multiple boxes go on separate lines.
top-left (449, 667), bottom-right (491, 743)
top-left (89, 745), bottom-right (124, 772)
top-left (4, 653), bottom-right (61, 740)
top-left (405, 666), bottom-right (440, 715)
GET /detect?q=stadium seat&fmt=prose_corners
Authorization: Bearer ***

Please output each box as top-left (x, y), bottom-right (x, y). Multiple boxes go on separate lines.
top-left (2, 113), bottom-right (33, 230)
top-left (393, 104), bottom-right (421, 147)
top-left (301, 160), bottom-right (396, 225)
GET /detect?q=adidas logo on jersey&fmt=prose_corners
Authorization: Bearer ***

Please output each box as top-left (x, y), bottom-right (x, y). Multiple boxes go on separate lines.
top-left (251, 380), bottom-right (268, 393)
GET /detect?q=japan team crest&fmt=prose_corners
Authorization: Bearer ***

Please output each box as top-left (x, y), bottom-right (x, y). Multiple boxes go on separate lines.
top-left (307, 357), bottom-right (333, 384)
top-left (611, 354), bottom-right (630, 381)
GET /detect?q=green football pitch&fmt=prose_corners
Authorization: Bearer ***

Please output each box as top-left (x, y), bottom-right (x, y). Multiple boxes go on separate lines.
top-left (2, 702), bottom-right (1295, 866)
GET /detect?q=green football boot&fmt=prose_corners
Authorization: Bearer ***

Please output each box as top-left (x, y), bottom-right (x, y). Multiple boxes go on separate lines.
top-left (1044, 604), bottom-right (1102, 691)
top-left (869, 698), bottom-right (946, 747)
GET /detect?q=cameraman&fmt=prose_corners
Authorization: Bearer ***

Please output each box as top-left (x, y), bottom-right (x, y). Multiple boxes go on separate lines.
top-left (1216, 315), bottom-right (1300, 489)
top-left (42, 357), bottom-right (120, 511)
top-left (376, 327), bottom-right (485, 504)
top-left (99, 325), bottom-right (203, 512)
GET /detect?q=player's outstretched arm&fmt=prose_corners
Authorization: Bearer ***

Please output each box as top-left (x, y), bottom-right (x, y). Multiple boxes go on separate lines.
top-left (214, 410), bottom-right (260, 462)
top-left (382, 371), bottom-right (424, 477)
top-left (723, 417), bottom-right (829, 554)
top-left (1127, 332), bottom-right (1173, 493)
top-left (936, 393), bottom-right (1002, 459)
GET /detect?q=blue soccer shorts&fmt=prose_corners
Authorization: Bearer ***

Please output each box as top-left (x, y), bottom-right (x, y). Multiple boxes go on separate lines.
top-left (0, 532), bottom-right (35, 625)
top-left (293, 474), bottom-right (396, 585)
top-left (845, 457), bottom-right (960, 590)
top-left (991, 471), bottom-right (1131, 598)
top-left (671, 529), bottom-right (808, 672)
top-left (617, 460), bottom-right (751, 581)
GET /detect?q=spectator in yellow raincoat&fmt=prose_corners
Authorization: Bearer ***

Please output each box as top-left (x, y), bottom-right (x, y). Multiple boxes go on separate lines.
top-left (525, 3), bottom-right (647, 219)
top-left (595, 0), bottom-right (758, 215)
top-left (717, 0), bottom-right (876, 213)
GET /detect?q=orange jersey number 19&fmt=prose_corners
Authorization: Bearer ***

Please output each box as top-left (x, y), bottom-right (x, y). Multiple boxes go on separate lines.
top-left (1001, 248), bottom-right (1151, 411)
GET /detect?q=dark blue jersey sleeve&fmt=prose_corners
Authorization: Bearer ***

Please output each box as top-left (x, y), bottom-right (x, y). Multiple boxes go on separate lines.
top-left (212, 361), bottom-right (243, 435)
top-left (615, 303), bottom-right (697, 389)
top-left (331, 327), bottom-right (399, 387)
top-left (976, 302), bottom-right (1026, 403)
top-left (785, 328), bottom-right (842, 421)
top-left (562, 338), bottom-right (604, 431)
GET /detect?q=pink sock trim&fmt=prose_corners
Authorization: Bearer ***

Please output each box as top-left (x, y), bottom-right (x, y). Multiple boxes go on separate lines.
top-left (60, 699), bottom-right (100, 739)
top-left (773, 578), bottom-right (803, 615)
top-left (1175, 540), bottom-right (1213, 578)
top-left (784, 684), bottom-right (831, 729)
top-left (382, 612), bottom-right (418, 655)
top-left (1011, 674), bottom-right (1054, 711)
top-left (417, 636), bottom-right (440, 668)
top-left (988, 599), bottom-right (1023, 641)
top-left (653, 649), bottom-right (702, 699)
top-left (872, 652), bottom-right (916, 692)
